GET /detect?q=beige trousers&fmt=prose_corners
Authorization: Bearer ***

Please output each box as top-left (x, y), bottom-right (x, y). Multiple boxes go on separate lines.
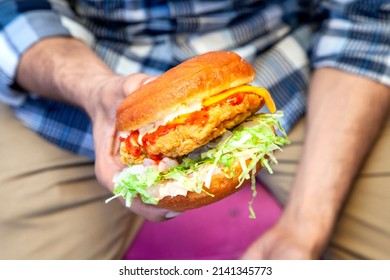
top-left (0, 104), bottom-right (143, 259)
top-left (1, 103), bottom-right (389, 259)
top-left (259, 117), bottom-right (390, 259)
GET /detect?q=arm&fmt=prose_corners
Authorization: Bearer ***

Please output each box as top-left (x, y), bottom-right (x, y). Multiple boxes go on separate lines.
top-left (0, 1), bottom-right (179, 221)
top-left (286, 68), bottom-right (389, 257)
top-left (242, 0), bottom-right (390, 259)
top-left (243, 68), bottom-right (390, 259)
top-left (15, 37), bottom-right (172, 221)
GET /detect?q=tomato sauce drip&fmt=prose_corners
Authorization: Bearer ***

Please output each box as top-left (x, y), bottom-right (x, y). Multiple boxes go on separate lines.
top-left (120, 130), bottom-right (142, 157)
top-left (226, 92), bottom-right (246, 106)
top-left (184, 109), bottom-right (210, 126)
top-left (141, 123), bottom-right (178, 146)
top-left (149, 154), bottom-right (163, 162)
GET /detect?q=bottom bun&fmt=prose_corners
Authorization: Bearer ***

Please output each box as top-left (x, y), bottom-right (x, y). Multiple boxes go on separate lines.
top-left (157, 160), bottom-right (262, 212)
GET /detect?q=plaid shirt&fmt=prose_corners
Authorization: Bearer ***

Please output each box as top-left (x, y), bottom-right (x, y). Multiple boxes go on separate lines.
top-left (0, 0), bottom-right (389, 159)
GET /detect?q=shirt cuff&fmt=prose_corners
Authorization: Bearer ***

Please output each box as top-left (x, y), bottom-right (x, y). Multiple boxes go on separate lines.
top-left (312, 17), bottom-right (390, 87)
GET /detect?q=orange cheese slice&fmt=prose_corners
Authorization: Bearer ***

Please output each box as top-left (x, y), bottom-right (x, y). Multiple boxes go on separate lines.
top-left (202, 85), bottom-right (276, 113)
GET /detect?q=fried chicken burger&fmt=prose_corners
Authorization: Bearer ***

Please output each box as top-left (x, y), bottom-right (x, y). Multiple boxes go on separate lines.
top-left (108, 51), bottom-right (289, 216)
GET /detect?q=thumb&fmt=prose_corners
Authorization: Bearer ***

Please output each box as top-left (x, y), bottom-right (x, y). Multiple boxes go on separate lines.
top-left (121, 74), bottom-right (157, 97)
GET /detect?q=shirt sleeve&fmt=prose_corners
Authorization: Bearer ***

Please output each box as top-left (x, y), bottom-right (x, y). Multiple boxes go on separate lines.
top-left (312, 0), bottom-right (390, 86)
top-left (0, 0), bottom-right (71, 87)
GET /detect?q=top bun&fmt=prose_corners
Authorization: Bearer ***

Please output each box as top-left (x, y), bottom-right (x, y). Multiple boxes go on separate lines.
top-left (116, 51), bottom-right (255, 132)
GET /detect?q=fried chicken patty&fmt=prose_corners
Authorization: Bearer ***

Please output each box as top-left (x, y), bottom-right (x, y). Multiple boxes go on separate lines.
top-left (121, 93), bottom-right (263, 165)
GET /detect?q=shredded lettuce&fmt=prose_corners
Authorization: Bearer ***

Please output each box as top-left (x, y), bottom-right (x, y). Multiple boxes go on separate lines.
top-left (108, 111), bottom-right (290, 217)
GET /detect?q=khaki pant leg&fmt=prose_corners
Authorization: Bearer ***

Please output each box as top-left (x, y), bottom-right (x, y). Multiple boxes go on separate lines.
top-left (0, 104), bottom-right (143, 259)
top-left (258, 116), bottom-right (390, 260)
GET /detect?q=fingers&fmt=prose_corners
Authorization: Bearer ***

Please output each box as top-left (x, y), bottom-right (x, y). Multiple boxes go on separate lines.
top-left (121, 74), bottom-right (179, 221)
top-left (128, 197), bottom-right (183, 222)
top-left (94, 72), bottom-right (177, 222)
top-left (95, 156), bottom-right (183, 222)
top-left (121, 74), bottom-right (157, 97)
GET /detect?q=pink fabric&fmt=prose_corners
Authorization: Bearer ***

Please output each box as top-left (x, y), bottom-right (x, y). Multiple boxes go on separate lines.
top-left (124, 182), bottom-right (281, 260)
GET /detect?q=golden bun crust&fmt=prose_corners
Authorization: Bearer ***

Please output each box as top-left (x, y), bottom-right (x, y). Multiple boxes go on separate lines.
top-left (157, 161), bottom-right (262, 212)
top-left (116, 51), bottom-right (255, 132)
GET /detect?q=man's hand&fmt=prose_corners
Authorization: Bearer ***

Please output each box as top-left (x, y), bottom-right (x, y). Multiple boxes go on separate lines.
top-left (241, 222), bottom-right (315, 260)
top-left (86, 73), bottom-right (179, 221)
top-left (16, 37), bottom-right (180, 221)
top-left (241, 68), bottom-right (390, 260)
top-left (86, 73), bottom-right (152, 194)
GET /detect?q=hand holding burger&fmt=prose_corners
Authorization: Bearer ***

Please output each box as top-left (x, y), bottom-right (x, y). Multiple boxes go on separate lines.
top-left (108, 51), bottom-right (289, 216)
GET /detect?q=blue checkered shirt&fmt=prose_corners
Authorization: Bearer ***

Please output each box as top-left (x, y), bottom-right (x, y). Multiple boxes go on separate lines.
top-left (1, 0), bottom-right (389, 159)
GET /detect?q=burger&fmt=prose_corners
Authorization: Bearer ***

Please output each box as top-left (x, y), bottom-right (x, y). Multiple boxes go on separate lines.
top-left (108, 51), bottom-right (289, 216)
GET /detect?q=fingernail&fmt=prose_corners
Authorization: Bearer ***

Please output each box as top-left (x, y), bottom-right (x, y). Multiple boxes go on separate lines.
top-left (165, 211), bottom-right (182, 219)
top-left (143, 76), bottom-right (157, 85)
